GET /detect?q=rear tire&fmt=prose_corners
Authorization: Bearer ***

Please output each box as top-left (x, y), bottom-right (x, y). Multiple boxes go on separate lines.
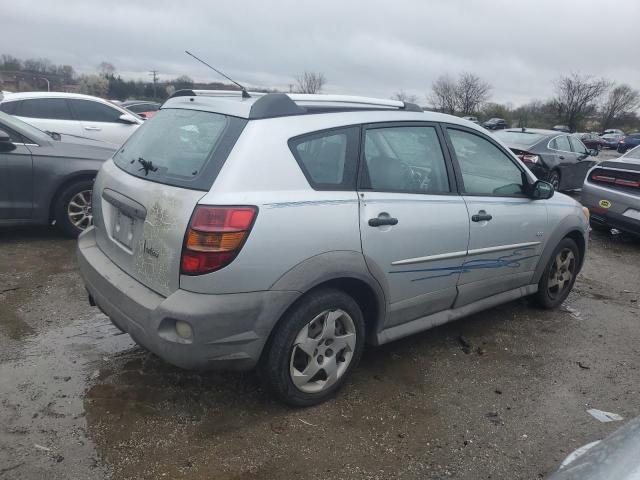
top-left (534, 238), bottom-right (579, 309)
top-left (259, 288), bottom-right (365, 407)
top-left (54, 179), bottom-right (94, 238)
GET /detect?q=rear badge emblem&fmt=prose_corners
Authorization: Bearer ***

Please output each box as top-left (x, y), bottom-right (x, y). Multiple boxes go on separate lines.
top-left (598, 199), bottom-right (611, 209)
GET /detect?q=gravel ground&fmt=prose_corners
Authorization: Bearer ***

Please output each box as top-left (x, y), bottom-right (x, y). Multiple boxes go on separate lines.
top-left (1, 156), bottom-right (638, 479)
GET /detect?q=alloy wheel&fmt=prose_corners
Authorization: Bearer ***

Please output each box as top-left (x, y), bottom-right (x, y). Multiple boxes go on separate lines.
top-left (67, 189), bottom-right (93, 231)
top-left (289, 309), bottom-right (356, 393)
top-left (548, 248), bottom-right (576, 299)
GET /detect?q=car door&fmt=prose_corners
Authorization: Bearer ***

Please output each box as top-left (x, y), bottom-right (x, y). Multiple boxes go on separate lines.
top-left (569, 136), bottom-right (598, 189)
top-left (358, 122), bottom-right (470, 328)
top-left (68, 98), bottom-right (139, 146)
top-left (444, 126), bottom-right (547, 307)
top-left (548, 134), bottom-right (577, 190)
top-left (12, 98), bottom-right (83, 138)
top-left (0, 124), bottom-right (33, 220)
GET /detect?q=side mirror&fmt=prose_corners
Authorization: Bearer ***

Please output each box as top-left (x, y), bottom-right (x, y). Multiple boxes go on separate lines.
top-left (588, 148), bottom-right (599, 157)
top-left (118, 113), bottom-right (139, 124)
top-left (0, 129), bottom-right (16, 152)
top-left (530, 180), bottom-right (554, 200)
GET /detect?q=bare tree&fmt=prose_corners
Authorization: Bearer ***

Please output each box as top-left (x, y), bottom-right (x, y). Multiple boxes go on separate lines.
top-left (77, 74), bottom-right (108, 97)
top-left (295, 71), bottom-right (326, 94)
top-left (98, 62), bottom-right (116, 78)
top-left (552, 73), bottom-right (609, 132)
top-left (457, 72), bottom-right (491, 115)
top-left (429, 74), bottom-right (458, 114)
top-left (599, 84), bottom-right (640, 130)
top-left (392, 90), bottom-right (418, 103)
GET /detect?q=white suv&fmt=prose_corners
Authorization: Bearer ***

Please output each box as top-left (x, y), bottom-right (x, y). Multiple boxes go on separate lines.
top-left (0, 91), bottom-right (142, 145)
top-left (78, 90), bottom-right (589, 406)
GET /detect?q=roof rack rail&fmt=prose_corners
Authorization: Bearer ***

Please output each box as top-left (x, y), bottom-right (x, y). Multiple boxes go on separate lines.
top-left (167, 90), bottom-right (423, 119)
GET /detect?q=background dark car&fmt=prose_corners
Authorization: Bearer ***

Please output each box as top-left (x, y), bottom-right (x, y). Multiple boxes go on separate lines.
top-left (483, 117), bottom-right (508, 130)
top-left (579, 132), bottom-right (604, 151)
top-left (493, 128), bottom-right (599, 191)
top-left (602, 133), bottom-right (624, 149)
top-left (120, 100), bottom-right (161, 119)
top-left (0, 111), bottom-right (117, 237)
top-left (552, 125), bottom-right (571, 133)
top-left (617, 132), bottom-right (640, 153)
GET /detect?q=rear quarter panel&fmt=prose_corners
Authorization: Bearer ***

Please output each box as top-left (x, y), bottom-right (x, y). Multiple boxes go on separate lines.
top-left (179, 118), bottom-right (362, 295)
top-left (29, 144), bottom-right (109, 224)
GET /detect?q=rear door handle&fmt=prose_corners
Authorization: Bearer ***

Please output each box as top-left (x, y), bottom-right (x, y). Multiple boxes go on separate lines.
top-left (472, 211), bottom-right (492, 222)
top-left (558, 155), bottom-right (565, 160)
top-left (85, 126), bottom-right (101, 131)
top-left (368, 216), bottom-right (398, 227)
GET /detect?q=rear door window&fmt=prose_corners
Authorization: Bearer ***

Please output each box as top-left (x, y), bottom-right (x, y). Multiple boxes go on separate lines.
top-left (554, 135), bottom-right (571, 152)
top-left (361, 125), bottom-right (451, 194)
top-left (15, 98), bottom-right (73, 120)
top-left (69, 99), bottom-right (123, 123)
top-left (113, 108), bottom-right (247, 191)
top-left (288, 127), bottom-right (359, 190)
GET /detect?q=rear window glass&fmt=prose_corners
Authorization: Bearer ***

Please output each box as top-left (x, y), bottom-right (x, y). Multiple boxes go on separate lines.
top-left (16, 98), bottom-right (73, 120)
top-left (493, 130), bottom-right (545, 146)
top-left (0, 101), bottom-right (17, 114)
top-left (113, 108), bottom-right (246, 191)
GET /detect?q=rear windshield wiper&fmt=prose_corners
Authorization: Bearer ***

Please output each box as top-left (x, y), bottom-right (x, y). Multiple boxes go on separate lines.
top-left (137, 157), bottom-right (158, 176)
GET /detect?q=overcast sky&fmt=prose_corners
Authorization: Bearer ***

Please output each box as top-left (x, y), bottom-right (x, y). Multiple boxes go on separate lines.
top-left (2, 0), bottom-right (639, 106)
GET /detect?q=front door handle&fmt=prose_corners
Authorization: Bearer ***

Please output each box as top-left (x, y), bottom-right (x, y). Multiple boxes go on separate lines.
top-left (85, 126), bottom-right (101, 131)
top-left (558, 155), bottom-right (565, 160)
top-left (368, 215), bottom-right (398, 227)
top-left (472, 211), bottom-right (492, 222)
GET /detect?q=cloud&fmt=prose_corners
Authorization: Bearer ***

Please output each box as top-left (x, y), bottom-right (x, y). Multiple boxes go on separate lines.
top-left (1, 0), bottom-right (639, 105)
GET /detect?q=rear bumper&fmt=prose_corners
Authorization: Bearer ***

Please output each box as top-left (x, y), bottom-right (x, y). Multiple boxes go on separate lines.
top-left (77, 227), bottom-right (299, 370)
top-left (581, 183), bottom-right (640, 235)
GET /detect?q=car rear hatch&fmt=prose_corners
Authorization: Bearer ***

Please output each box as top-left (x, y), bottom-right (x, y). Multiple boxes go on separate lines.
top-left (91, 108), bottom-right (247, 296)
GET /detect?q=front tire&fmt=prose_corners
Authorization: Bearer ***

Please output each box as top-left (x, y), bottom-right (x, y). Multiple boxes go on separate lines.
top-left (54, 179), bottom-right (94, 238)
top-left (260, 288), bottom-right (365, 407)
top-left (534, 238), bottom-right (580, 309)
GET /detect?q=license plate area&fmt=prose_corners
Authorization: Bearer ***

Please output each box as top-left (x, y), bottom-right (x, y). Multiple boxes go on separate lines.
top-left (113, 209), bottom-right (135, 249)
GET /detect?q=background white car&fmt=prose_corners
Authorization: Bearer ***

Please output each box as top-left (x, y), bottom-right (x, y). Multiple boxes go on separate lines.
top-left (0, 91), bottom-right (142, 145)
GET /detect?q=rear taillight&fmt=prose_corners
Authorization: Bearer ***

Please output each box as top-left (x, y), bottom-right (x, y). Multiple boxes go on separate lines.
top-left (589, 169), bottom-right (640, 189)
top-left (180, 206), bottom-right (258, 275)
top-left (517, 153), bottom-right (540, 164)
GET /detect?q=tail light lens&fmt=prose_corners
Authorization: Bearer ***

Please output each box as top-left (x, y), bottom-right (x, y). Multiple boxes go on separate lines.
top-left (589, 168), bottom-right (640, 189)
top-left (180, 206), bottom-right (258, 275)
top-left (517, 153), bottom-right (540, 164)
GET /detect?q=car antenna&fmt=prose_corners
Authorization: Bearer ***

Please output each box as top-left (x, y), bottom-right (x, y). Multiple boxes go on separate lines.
top-left (184, 50), bottom-right (250, 98)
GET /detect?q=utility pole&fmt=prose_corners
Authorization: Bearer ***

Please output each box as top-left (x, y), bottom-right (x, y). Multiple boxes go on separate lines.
top-left (148, 70), bottom-right (159, 99)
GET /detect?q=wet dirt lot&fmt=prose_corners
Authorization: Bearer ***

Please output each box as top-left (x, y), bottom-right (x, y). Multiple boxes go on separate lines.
top-left (1, 195), bottom-right (639, 478)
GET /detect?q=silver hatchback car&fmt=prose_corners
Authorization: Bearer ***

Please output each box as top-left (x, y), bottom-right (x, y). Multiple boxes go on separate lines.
top-left (78, 90), bottom-right (589, 406)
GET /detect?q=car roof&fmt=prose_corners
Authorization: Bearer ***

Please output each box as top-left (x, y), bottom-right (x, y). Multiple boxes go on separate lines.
top-left (0, 91), bottom-right (113, 103)
top-left (160, 90), bottom-right (486, 129)
top-left (501, 128), bottom-right (561, 136)
top-left (121, 100), bottom-right (159, 106)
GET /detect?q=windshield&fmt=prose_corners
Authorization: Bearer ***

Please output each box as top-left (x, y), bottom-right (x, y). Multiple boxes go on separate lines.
top-left (493, 130), bottom-right (546, 146)
top-left (113, 108), bottom-right (246, 190)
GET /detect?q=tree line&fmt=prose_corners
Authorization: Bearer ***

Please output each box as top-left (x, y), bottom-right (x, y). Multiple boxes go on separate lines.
top-left (2, 53), bottom-right (638, 132)
top-left (427, 71), bottom-right (640, 132)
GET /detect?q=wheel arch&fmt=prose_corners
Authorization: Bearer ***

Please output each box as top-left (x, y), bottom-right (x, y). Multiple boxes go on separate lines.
top-left (48, 171), bottom-right (97, 224)
top-left (533, 219), bottom-right (588, 284)
top-left (268, 251), bottom-right (387, 346)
